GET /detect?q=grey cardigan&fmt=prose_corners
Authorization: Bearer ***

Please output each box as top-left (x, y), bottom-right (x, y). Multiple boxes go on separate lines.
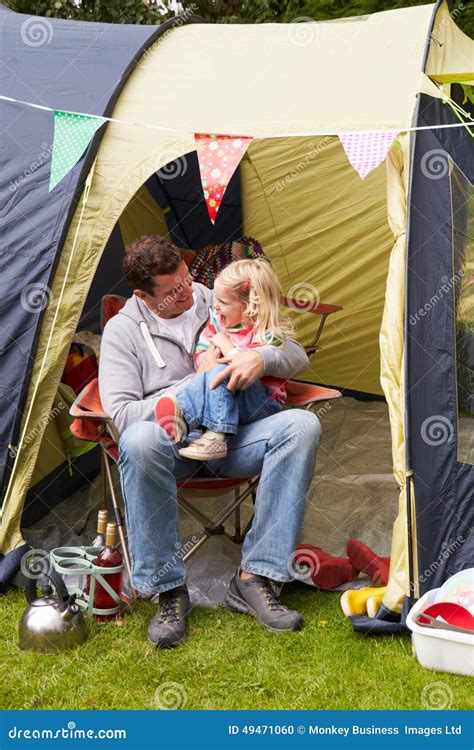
top-left (98, 283), bottom-right (309, 435)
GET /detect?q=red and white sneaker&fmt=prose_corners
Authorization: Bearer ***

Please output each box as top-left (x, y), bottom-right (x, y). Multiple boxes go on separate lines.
top-left (178, 432), bottom-right (227, 461)
top-left (154, 394), bottom-right (187, 443)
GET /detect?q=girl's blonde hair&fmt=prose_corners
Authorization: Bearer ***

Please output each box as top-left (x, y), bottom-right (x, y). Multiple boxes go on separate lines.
top-left (217, 259), bottom-right (293, 343)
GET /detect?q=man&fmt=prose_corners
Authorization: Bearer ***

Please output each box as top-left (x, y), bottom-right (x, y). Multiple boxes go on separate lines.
top-left (99, 235), bottom-right (322, 648)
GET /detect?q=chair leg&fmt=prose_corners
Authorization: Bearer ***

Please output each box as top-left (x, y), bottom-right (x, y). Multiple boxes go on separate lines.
top-left (99, 450), bottom-right (107, 511)
top-left (102, 449), bottom-right (135, 597)
top-left (233, 491), bottom-right (242, 543)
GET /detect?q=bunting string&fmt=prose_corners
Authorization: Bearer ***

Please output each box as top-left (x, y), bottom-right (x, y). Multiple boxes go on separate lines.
top-left (1, 93), bottom-right (472, 138)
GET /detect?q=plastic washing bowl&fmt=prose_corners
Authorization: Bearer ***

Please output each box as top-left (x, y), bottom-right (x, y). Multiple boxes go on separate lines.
top-left (406, 589), bottom-right (474, 677)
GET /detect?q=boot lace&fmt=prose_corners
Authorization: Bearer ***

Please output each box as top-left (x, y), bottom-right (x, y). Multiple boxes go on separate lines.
top-left (258, 578), bottom-right (288, 612)
top-left (157, 591), bottom-right (181, 623)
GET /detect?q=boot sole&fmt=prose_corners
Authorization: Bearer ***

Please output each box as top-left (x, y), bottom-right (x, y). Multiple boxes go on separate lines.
top-left (224, 590), bottom-right (303, 633)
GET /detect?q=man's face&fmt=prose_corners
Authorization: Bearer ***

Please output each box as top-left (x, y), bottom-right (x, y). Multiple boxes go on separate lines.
top-left (134, 262), bottom-right (194, 318)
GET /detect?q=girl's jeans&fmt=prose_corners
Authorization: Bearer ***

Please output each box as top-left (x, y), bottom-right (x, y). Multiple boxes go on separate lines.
top-left (173, 364), bottom-right (282, 434)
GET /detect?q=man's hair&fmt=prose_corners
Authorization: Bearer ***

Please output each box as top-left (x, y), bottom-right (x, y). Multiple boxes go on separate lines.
top-left (122, 235), bottom-right (183, 294)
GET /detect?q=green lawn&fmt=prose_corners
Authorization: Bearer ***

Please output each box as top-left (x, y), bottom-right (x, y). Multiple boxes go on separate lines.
top-left (1, 586), bottom-right (472, 711)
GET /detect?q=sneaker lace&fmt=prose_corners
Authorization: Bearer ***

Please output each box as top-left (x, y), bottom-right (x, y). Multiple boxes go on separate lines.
top-left (259, 579), bottom-right (288, 612)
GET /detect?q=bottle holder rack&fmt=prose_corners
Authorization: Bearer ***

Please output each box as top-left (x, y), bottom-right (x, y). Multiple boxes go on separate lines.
top-left (50, 546), bottom-right (126, 618)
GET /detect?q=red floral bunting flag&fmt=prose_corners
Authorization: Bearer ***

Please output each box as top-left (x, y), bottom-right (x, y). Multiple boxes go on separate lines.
top-left (195, 133), bottom-right (252, 224)
top-left (339, 130), bottom-right (398, 180)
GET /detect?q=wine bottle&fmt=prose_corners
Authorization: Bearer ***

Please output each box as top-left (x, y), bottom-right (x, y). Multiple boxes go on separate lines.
top-left (92, 509), bottom-right (108, 547)
top-left (93, 522), bottom-right (123, 620)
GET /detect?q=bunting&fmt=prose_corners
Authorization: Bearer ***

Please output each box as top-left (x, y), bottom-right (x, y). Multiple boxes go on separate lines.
top-left (194, 133), bottom-right (252, 223)
top-left (49, 110), bottom-right (105, 191)
top-left (339, 130), bottom-right (398, 180)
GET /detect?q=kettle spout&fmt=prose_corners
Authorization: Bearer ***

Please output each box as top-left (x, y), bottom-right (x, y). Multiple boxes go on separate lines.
top-left (61, 598), bottom-right (80, 622)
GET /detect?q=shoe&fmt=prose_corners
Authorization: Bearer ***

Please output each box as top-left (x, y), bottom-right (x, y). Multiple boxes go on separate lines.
top-left (340, 586), bottom-right (387, 617)
top-left (225, 571), bottom-right (303, 632)
top-left (154, 394), bottom-right (187, 443)
top-left (147, 585), bottom-right (190, 648)
top-left (366, 593), bottom-right (385, 618)
top-left (294, 544), bottom-right (356, 590)
top-left (178, 433), bottom-right (227, 461)
top-left (346, 540), bottom-right (390, 585)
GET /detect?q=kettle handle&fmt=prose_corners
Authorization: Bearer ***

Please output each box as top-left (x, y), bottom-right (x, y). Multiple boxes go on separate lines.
top-left (25, 557), bottom-right (70, 606)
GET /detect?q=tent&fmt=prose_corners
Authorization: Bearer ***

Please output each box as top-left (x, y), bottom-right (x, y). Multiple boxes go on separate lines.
top-left (0, 1), bottom-right (472, 619)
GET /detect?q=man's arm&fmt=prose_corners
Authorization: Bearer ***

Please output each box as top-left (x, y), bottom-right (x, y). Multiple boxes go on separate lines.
top-left (99, 320), bottom-right (156, 436)
top-left (258, 337), bottom-right (309, 379)
top-left (210, 338), bottom-right (309, 391)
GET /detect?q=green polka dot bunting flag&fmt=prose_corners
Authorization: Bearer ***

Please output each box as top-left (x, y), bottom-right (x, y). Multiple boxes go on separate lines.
top-left (49, 110), bottom-right (106, 192)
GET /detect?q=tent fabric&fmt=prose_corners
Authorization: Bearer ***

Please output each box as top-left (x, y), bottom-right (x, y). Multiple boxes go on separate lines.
top-left (426, 1), bottom-right (474, 85)
top-left (406, 94), bottom-right (473, 592)
top-left (377, 133), bottom-right (413, 612)
top-left (0, 4), bottom-right (172, 493)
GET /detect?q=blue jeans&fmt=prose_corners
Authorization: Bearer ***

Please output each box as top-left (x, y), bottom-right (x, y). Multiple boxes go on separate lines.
top-left (118, 406), bottom-right (322, 596)
top-left (174, 364), bottom-right (282, 434)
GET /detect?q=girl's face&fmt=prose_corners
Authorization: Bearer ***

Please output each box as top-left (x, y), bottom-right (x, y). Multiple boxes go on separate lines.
top-left (214, 280), bottom-right (247, 328)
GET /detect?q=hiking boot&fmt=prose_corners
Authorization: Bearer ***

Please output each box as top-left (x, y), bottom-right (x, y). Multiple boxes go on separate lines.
top-left (225, 571), bottom-right (303, 632)
top-left (154, 394), bottom-right (187, 443)
top-left (147, 585), bottom-right (190, 648)
top-left (178, 432), bottom-right (227, 461)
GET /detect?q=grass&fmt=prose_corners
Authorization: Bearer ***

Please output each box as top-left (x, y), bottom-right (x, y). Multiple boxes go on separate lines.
top-left (1, 585), bottom-right (473, 711)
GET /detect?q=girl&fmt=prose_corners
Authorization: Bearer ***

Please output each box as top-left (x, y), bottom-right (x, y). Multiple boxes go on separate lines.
top-left (154, 258), bottom-right (293, 461)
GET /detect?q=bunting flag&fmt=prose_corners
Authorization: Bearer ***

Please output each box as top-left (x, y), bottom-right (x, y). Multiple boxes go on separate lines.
top-left (194, 133), bottom-right (252, 223)
top-left (339, 130), bottom-right (398, 180)
top-left (49, 110), bottom-right (105, 191)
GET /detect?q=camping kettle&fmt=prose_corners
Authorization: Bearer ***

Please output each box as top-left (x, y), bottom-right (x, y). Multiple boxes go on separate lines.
top-left (18, 567), bottom-right (86, 654)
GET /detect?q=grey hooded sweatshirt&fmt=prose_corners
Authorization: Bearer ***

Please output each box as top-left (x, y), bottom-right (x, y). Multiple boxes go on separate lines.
top-left (99, 282), bottom-right (309, 436)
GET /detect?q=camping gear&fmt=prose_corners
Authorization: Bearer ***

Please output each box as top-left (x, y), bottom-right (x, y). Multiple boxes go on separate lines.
top-left (420, 601), bottom-right (474, 630)
top-left (91, 522), bottom-right (123, 620)
top-left (294, 544), bottom-right (356, 590)
top-left (18, 566), bottom-right (86, 654)
top-left (340, 586), bottom-right (388, 617)
top-left (50, 545), bottom-right (125, 619)
top-left (434, 568), bottom-right (474, 615)
top-left (407, 590), bottom-right (474, 676)
top-left (0, 2), bottom-right (473, 632)
top-left (346, 539), bottom-right (390, 586)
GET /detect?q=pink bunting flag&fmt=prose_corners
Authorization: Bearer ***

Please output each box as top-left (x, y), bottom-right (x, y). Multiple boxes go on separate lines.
top-left (339, 130), bottom-right (398, 179)
top-left (195, 133), bottom-right (252, 224)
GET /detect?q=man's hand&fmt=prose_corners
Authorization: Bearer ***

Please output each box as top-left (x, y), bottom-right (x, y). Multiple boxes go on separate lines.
top-left (196, 343), bottom-right (222, 373)
top-left (210, 350), bottom-right (264, 391)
